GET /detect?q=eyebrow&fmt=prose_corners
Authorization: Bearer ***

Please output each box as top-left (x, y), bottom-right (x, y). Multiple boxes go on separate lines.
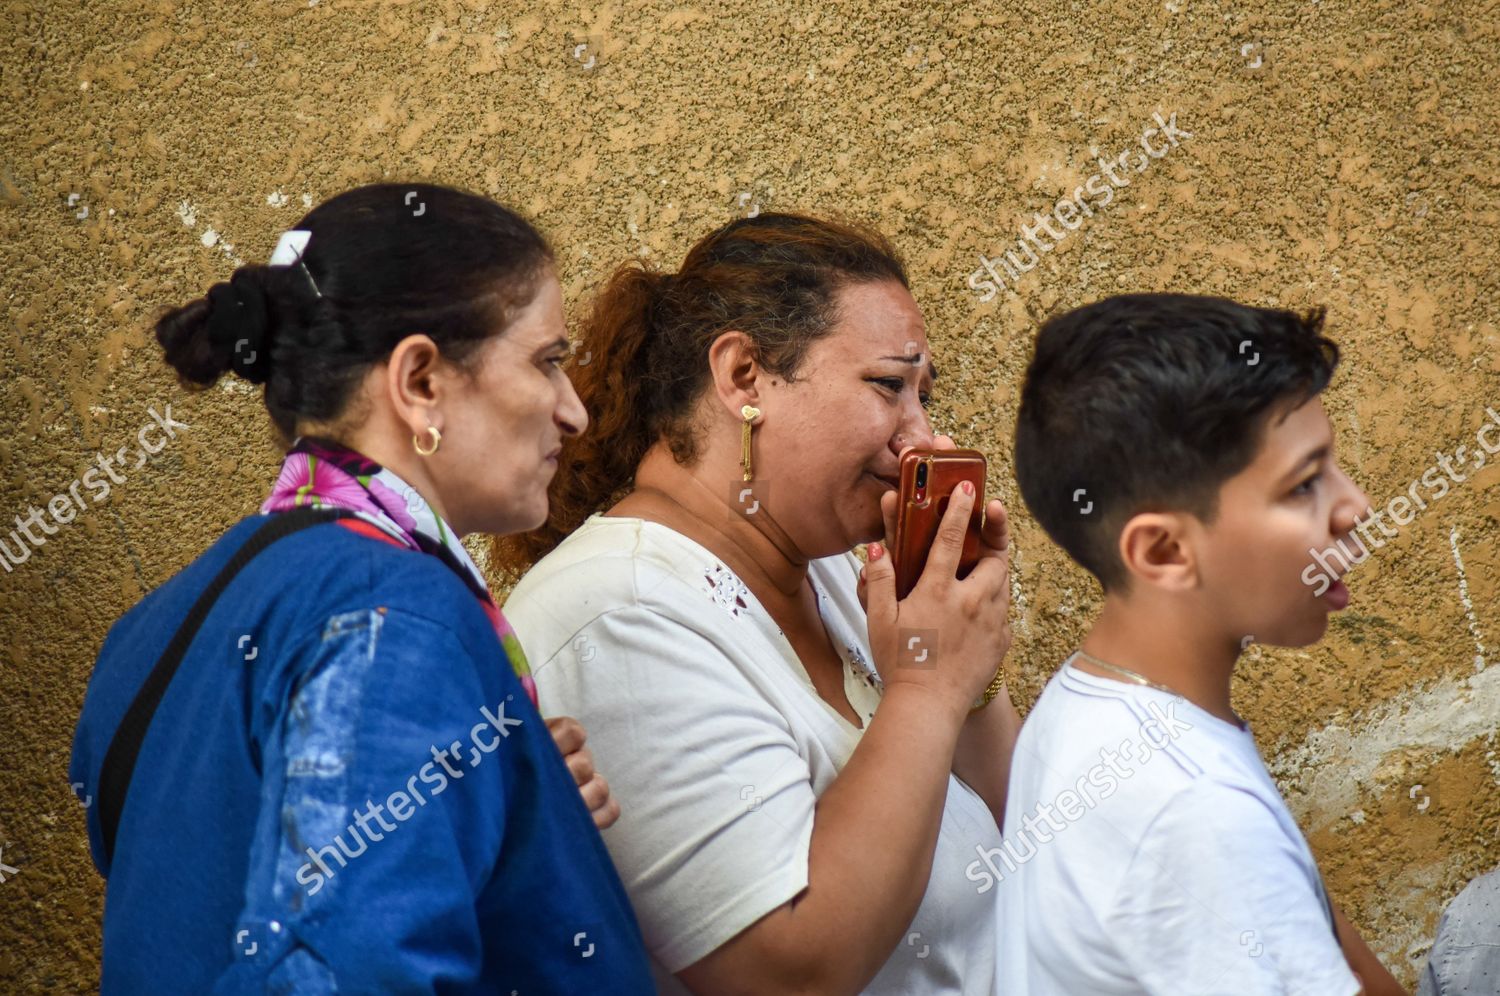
top-left (880, 353), bottom-right (940, 383)
top-left (1279, 444), bottom-right (1329, 483)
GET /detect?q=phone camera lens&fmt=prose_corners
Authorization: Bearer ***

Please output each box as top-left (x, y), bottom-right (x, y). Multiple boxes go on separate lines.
top-left (915, 462), bottom-right (928, 487)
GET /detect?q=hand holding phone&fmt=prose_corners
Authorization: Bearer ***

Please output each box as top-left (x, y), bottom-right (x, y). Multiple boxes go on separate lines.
top-left (861, 451), bottom-right (1012, 719)
top-left (892, 449), bottom-right (987, 599)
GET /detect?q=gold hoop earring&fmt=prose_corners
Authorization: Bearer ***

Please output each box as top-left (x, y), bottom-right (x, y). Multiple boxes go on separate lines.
top-left (740, 405), bottom-right (760, 481)
top-left (413, 425), bottom-right (442, 457)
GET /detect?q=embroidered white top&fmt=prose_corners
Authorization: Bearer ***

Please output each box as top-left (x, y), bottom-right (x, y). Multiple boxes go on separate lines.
top-left (502, 513), bottom-right (1002, 995)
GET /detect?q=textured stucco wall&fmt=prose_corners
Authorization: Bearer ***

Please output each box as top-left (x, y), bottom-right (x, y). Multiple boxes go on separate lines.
top-left (2, 0), bottom-right (1496, 990)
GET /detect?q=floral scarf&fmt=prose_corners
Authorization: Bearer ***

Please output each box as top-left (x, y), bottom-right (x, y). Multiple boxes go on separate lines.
top-left (261, 437), bottom-right (537, 706)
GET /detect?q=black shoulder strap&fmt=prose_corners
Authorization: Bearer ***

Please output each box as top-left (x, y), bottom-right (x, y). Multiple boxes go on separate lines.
top-left (96, 507), bottom-right (350, 867)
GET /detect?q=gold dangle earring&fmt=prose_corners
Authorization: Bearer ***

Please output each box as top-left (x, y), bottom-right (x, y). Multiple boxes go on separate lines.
top-left (740, 405), bottom-right (761, 481)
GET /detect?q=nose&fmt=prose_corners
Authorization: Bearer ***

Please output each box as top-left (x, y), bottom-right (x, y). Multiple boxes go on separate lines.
top-left (558, 371), bottom-right (589, 439)
top-left (890, 419), bottom-right (937, 458)
top-left (1329, 463), bottom-right (1371, 537)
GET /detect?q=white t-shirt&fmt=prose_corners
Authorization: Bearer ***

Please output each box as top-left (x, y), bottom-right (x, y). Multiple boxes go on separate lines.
top-left (503, 513), bottom-right (1002, 995)
top-left (993, 655), bottom-right (1361, 996)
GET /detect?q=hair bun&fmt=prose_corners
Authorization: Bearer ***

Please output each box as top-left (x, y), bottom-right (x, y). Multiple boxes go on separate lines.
top-left (203, 270), bottom-right (274, 384)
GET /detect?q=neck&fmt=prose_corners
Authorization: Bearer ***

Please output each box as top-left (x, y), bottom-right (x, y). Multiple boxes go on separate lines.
top-left (1078, 594), bottom-right (1243, 726)
top-left (631, 443), bottom-right (809, 597)
top-left (321, 423), bottom-right (463, 538)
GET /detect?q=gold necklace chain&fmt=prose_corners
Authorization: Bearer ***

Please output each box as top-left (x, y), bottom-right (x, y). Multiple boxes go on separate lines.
top-left (1073, 649), bottom-right (1183, 697)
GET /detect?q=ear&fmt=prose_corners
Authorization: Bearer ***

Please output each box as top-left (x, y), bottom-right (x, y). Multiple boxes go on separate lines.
top-left (706, 329), bottom-right (762, 421)
top-left (384, 333), bottom-right (449, 437)
top-left (1116, 511), bottom-right (1199, 592)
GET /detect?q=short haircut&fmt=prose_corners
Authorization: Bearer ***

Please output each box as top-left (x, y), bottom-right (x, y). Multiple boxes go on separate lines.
top-left (1014, 293), bottom-right (1340, 591)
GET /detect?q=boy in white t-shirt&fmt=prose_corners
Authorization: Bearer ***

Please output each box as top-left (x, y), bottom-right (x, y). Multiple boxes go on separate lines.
top-left (996, 294), bottom-right (1405, 995)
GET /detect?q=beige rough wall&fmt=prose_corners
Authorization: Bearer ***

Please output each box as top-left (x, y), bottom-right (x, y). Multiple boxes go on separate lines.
top-left (2, 0), bottom-right (1496, 990)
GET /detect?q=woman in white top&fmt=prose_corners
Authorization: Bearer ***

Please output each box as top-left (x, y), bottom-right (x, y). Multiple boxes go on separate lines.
top-left (495, 213), bottom-right (1020, 995)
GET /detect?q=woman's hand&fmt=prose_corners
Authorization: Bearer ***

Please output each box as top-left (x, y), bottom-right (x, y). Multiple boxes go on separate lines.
top-left (857, 437), bottom-right (1011, 614)
top-left (860, 479), bottom-right (1014, 722)
top-left (547, 716), bottom-right (621, 829)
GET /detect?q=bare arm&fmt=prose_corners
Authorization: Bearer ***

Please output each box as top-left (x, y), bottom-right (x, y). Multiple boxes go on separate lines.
top-left (676, 683), bottom-right (967, 995)
top-left (678, 484), bottom-right (1012, 996)
top-left (866, 473), bottom-right (1021, 830)
top-left (951, 683), bottom-right (1022, 829)
top-left (1334, 902), bottom-right (1406, 996)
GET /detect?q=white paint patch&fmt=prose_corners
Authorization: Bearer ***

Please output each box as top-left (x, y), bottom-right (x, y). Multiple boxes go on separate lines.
top-left (1359, 852), bottom-right (1467, 978)
top-left (1011, 572), bottom-right (1032, 637)
top-left (1448, 524), bottom-right (1487, 672)
top-left (267, 190), bottom-right (289, 208)
top-left (1269, 664), bottom-right (1500, 832)
top-left (175, 199), bottom-right (245, 267)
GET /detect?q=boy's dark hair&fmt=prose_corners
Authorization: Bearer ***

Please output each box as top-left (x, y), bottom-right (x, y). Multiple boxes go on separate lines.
top-left (1014, 293), bottom-right (1340, 591)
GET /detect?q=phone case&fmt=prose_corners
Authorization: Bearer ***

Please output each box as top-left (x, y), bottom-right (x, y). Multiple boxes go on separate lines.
top-left (893, 449), bottom-right (987, 599)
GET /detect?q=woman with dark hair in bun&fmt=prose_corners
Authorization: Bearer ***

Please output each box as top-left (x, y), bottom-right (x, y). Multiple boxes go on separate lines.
top-left (69, 183), bottom-right (654, 994)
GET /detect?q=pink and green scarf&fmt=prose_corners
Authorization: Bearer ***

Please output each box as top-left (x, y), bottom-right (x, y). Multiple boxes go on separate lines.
top-left (262, 437), bottom-right (537, 707)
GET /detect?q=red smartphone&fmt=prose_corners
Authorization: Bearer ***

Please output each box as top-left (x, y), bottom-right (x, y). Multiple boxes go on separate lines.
top-left (893, 449), bottom-right (987, 599)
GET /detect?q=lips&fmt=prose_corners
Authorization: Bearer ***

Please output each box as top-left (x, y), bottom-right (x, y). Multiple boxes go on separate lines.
top-left (1322, 578), bottom-right (1350, 611)
top-left (867, 471), bottom-right (899, 490)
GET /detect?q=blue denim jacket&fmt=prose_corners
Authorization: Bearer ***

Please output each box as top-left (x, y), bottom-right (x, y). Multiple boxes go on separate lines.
top-left (71, 515), bottom-right (653, 994)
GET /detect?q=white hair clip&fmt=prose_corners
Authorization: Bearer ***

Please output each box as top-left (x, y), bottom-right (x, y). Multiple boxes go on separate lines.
top-left (268, 229), bottom-right (321, 298)
top-left (269, 229), bottom-right (311, 265)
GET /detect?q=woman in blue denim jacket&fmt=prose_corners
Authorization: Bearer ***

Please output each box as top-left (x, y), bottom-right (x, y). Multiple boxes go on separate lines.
top-left (69, 183), bottom-right (654, 994)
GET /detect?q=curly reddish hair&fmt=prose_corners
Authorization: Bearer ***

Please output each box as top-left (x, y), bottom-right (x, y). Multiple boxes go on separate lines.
top-left (489, 212), bottom-right (909, 580)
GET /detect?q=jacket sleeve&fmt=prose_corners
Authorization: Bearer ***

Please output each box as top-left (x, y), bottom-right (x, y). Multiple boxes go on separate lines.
top-left (210, 605), bottom-right (512, 994)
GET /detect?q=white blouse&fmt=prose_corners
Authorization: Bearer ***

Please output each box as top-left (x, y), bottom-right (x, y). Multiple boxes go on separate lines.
top-left (502, 513), bottom-right (1002, 994)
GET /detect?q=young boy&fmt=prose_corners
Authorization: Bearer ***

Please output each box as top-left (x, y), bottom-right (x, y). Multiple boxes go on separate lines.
top-left (994, 294), bottom-right (1402, 994)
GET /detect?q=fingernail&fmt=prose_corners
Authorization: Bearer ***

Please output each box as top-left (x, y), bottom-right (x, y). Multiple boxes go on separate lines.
top-left (962, 481), bottom-right (974, 496)
top-left (869, 542), bottom-right (884, 560)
